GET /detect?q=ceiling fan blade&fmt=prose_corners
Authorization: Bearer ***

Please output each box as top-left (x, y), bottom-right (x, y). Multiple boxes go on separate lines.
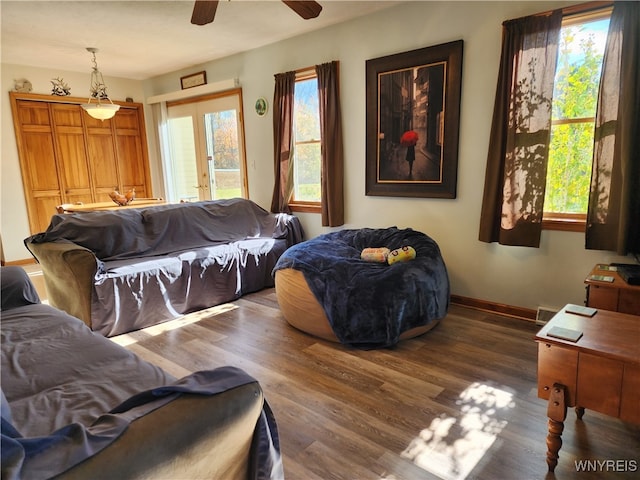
top-left (191, 0), bottom-right (219, 25)
top-left (282, 1), bottom-right (322, 20)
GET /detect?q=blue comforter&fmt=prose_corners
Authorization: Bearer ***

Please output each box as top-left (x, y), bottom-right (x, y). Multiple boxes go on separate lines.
top-left (273, 227), bottom-right (450, 348)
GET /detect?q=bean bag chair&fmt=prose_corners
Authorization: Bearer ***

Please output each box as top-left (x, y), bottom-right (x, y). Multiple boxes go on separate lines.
top-left (273, 227), bottom-right (450, 349)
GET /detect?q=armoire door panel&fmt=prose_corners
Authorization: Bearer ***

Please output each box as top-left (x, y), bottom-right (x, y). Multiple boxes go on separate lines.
top-left (116, 135), bottom-right (145, 187)
top-left (32, 194), bottom-right (62, 233)
top-left (51, 104), bottom-right (84, 127)
top-left (114, 109), bottom-right (140, 130)
top-left (57, 134), bottom-right (91, 191)
top-left (65, 193), bottom-right (94, 205)
top-left (16, 100), bottom-right (50, 125)
top-left (22, 132), bottom-right (60, 191)
top-left (87, 134), bottom-right (119, 190)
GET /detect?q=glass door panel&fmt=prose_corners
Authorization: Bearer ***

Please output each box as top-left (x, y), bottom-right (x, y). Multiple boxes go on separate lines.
top-left (166, 92), bottom-right (247, 202)
top-left (204, 110), bottom-right (242, 199)
top-left (166, 113), bottom-right (200, 202)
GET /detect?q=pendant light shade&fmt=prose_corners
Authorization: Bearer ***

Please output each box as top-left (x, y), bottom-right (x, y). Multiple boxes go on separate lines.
top-left (82, 103), bottom-right (120, 120)
top-left (81, 48), bottom-right (120, 121)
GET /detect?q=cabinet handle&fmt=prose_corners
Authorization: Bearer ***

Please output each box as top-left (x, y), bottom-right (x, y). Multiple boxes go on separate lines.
top-left (544, 386), bottom-right (549, 391)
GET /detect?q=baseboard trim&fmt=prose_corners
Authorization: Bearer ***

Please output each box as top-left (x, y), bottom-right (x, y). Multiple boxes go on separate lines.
top-left (4, 258), bottom-right (37, 266)
top-left (450, 294), bottom-right (537, 322)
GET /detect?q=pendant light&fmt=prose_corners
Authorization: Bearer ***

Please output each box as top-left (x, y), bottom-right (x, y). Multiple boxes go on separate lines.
top-left (81, 48), bottom-right (120, 121)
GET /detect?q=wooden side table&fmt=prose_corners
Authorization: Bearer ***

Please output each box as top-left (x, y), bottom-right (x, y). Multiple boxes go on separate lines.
top-left (584, 264), bottom-right (640, 315)
top-left (535, 305), bottom-right (640, 472)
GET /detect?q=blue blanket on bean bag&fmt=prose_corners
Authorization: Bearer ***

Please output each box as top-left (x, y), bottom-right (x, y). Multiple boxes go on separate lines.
top-left (273, 227), bottom-right (450, 348)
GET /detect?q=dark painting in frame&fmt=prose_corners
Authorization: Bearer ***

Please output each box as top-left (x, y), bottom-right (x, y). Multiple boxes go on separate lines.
top-left (366, 40), bottom-right (463, 198)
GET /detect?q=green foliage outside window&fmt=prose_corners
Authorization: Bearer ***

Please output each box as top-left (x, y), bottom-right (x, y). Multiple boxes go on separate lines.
top-left (544, 18), bottom-right (609, 214)
top-left (293, 78), bottom-right (321, 203)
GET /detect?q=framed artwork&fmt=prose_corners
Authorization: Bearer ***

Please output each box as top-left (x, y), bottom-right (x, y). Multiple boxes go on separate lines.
top-left (180, 71), bottom-right (207, 89)
top-left (365, 40), bottom-right (463, 198)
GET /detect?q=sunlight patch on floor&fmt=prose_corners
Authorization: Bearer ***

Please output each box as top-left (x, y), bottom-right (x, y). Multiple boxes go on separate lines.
top-left (401, 382), bottom-right (515, 480)
top-left (110, 302), bottom-right (238, 347)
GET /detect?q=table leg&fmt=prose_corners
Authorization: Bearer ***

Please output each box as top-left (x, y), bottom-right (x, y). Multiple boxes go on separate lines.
top-left (546, 383), bottom-right (567, 472)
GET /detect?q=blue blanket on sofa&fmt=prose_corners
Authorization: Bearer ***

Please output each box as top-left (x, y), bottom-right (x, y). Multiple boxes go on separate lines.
top-left (273, 227), bottom-right (450, 348)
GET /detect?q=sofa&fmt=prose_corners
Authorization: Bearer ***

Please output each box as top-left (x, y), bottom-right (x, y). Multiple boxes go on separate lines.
top-left (24, 198), bottom-right (303, 337)
top-left (1, 266), bottom-right (282, 480)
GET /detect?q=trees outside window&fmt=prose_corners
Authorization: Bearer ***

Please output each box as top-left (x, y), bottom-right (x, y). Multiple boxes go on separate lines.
top-left (291, 76), bottom-right (321, 205)
top-left (543, 13), bottom-right (610, 228)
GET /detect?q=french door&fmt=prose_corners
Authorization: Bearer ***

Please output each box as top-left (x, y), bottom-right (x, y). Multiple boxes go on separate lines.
top-left (166, 90), bottom-right (247, 202)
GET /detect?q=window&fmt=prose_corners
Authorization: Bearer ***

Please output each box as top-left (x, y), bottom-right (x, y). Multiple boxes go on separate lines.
top-left (290, 72), bottom-right (321, 211)
top-left (272, 61), bottom-right (343, 225)
top-left (543, 10), bottom-right (611, 231)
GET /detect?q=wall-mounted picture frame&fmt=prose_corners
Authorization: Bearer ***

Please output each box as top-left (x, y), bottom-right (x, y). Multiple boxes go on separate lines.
top-left (180, 71), bottom-right (207, 90)
top-left (365, 40), bottom-right (463, 198)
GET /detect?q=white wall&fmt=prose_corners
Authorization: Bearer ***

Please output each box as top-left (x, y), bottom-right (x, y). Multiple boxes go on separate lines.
top-left (2, 1), bottom-right (631, 313)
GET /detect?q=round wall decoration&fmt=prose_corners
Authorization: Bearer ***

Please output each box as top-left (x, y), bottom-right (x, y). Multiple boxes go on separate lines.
top-left (255, 97), bottom-right (268, 117)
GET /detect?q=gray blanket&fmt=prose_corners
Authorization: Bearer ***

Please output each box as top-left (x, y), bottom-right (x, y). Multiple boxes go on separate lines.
top-left (25, 199), bottom-right (304, 336)
top-left (30, 198), bottom-right (302, 261)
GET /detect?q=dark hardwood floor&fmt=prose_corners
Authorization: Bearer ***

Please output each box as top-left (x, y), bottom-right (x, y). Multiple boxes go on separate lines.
top-left (107, 288), bottom-right (640, 480)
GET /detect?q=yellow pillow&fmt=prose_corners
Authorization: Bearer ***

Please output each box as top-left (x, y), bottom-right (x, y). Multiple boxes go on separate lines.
top-left (387, 246), bottom-right (416, 265)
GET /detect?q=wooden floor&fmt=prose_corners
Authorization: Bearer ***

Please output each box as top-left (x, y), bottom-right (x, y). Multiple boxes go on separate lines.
top-left (104, 288), bottom-right (640, 480)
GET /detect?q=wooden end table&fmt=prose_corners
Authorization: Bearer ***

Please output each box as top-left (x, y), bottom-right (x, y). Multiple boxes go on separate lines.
top-left (584, 264), bottom-right (640, 315)
top-left (535, 305), bottom-right (640, 472)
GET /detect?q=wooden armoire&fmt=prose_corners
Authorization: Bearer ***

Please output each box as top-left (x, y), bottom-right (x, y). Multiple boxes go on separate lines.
top-left (10, 92), bottom-right (153, 234)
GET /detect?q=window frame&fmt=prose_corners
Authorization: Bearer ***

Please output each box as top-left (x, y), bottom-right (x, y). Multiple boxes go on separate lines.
top-left (542, 4), bottom-right (612, 232)
top-left (288, 68), bottom-right (322, 214)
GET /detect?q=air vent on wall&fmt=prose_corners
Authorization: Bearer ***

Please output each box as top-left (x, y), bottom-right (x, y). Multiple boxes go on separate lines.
top-left (536, 307), bottom-right (558, 325)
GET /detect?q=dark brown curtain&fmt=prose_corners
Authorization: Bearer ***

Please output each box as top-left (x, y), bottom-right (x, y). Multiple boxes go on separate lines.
top-left (586, 1), bottom-right (640, 255)
top-left (270, 71), bottom-right (296, 213)
top-left (315, 61), bottom-right (345, 227)
top-left (478, 11), bottom-right (562, 247)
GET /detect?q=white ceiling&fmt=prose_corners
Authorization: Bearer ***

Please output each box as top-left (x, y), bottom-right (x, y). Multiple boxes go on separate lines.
top-left (1, 0), bottom-right (398, 80)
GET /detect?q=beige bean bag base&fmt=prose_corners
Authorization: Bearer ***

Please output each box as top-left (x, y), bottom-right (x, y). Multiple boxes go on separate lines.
top-left (275, 268), bottom-right (439, 343)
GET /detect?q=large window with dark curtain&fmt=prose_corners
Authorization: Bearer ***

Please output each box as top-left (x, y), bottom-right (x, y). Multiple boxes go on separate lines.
top-left (586, 1), bottom-right (640, 255)
top-left (479, 1), bottom-right (639, 254)
top-left (271, 62), bottom-right (345, 227)
top-left (478, 11), bottom-right (563, 247)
